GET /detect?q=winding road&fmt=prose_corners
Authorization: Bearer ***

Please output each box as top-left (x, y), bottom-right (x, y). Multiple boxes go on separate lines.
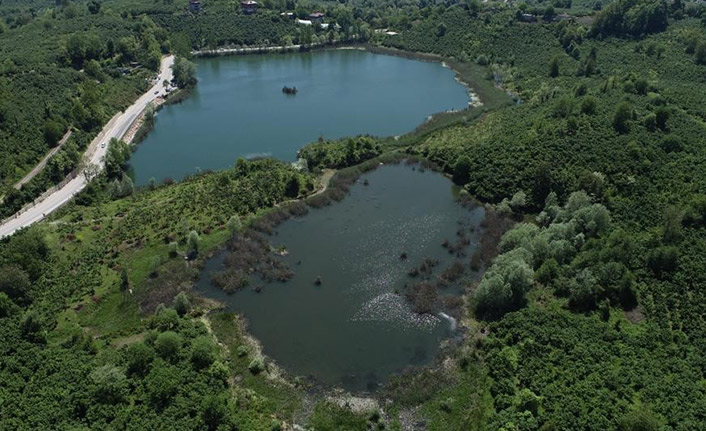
top-left (0, 55), bottom-right (175, 239)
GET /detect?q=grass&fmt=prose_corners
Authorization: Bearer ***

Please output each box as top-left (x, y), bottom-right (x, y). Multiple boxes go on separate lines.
top-left (209, 312), bottom-right (304, 422)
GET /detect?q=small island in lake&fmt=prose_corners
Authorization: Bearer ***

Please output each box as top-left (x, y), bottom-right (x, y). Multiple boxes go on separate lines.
top-left (282, 85), bottom-right (298, 95)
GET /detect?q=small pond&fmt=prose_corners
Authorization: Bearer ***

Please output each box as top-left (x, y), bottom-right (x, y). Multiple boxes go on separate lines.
top-left (129, 50), bottom-right (470, 185)
top-left (195, 164), bottom-right (486, 392)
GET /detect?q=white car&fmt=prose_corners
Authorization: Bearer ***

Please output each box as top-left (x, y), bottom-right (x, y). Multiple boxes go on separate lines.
top-left (101, 142), bottom-right (106, 149)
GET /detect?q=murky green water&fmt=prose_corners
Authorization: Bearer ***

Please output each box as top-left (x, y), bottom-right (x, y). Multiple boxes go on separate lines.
top-left (195, 165), bottom-right (485, 391)
top-left (130, 50), bottom-right (469, 185)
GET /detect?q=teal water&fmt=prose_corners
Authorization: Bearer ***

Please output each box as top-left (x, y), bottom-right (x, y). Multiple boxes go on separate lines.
top-left (130, 50), bottom-right (469, 185)
top-left (195, 165), bottom-right (485, 392)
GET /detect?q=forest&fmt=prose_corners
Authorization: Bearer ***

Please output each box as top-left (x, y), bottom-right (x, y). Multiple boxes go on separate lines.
top-left (2, 0), bottom-right (706, 429)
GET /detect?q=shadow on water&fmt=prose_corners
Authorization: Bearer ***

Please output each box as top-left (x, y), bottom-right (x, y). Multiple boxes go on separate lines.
top-left (195, 164), bottom-right (486, 392)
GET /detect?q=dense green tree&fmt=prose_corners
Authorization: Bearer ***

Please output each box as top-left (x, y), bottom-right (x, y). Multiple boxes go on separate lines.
top-left (174, 292), bottom-right (191, 316)
top-left (452, 155), bottom-right (472, 185)
top-left (191, 336), bottom-right (216, 369)
top-left (613, 102), bottom-right (632, 133)
top-left (154, 331), bottom-right (182, 362)
top-left (145, 363), bottom-right (180, 408)
top-left (0, 265), bottom-right (31, 305)
top-left (87, 0), bottom-right (101, 14)
top-left (90, 364), bottom-right (128, 404)
top-left (226, 215), bottom-right (242, 233)
top-left (549, 56), bottom-right (560, 78)
top-left (646, 246), bottom-right (679, 277)
top-left (43, 120), bottom-right (65, 146)
top-left (187, 230), bottom-right (200, 253)
top-left (619, 408), bottom-right (660, 431)
top-left (202, 394), bottom-right (228, 431)
top-left (125, 343), bottom-right (155, 377)
top-left (695, 41), bottom-right (706, 64)
top-left (172, 57), bottom-right (197, 88)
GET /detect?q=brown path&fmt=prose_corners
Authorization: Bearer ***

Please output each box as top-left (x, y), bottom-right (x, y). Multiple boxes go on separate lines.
top-left (14, 129), bottom-right (73, 190)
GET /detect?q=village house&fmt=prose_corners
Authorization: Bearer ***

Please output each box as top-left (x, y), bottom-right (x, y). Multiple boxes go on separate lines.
top-left (188, 0), bottom-right (202, 13)
top-left (309, 12), bottom-right (324, 22)
top-left (241, 0), bottom-right (258, 14)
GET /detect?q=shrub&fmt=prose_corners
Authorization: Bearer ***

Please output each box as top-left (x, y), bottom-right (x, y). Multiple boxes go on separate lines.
top-left (202, 395), bottom-right (228, 431)
top-left (174, 292), bottom-right (191, 316)
top-left (191, 336), bottom-right (216, 369)
top-left (0, 265), bottom-right (32, 306)
top-left (188, 230), bottom-right (200, 253)
top-left (90, 365), bottom-right (128, 404)
top-left (126, 343), bottom-right (155, 377)
top-left (236, 345), bottom-right (249, 357)
top-left (145, 364), bottom-right (179, 407)
top-left (509, 191), bottom-right (527, 212)
top-left (696, 41), bottom-right (706, 65)
top-left (647, 246), bottom-right (679, 276)
top-left (453, 155), bottom-right (472, 185)
top-left (580, 96), bottom-right (598, 115)
top-left (660, 135), bottom-right (683, 153)
top-left (613, 102), bottom-right (632, 133)
top-left (168, 241), bottom-right (179, 258)
top-left (0, 292), bottom-right (17, 318)
top-left (248, 357), bottom-right (265, 374)
top-left (549, 56), bottom-right (560, 78)
top-left (655, 106), bottom-right (670, 130)
top-left (154, 331), bottom-right (182, 362)
top-left (619, 407), bottom-right (660, 431)
top-left (536, 258), bottom-right (559, 284)
top-left (226, 215), bottom-right (242, 233)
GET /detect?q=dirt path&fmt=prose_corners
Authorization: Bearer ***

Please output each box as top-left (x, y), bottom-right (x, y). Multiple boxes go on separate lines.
top-left (311, 169), bottom-right (336, 197)
top-left (0, 55), bottom-right (175, 239)
top-left (14, 129), bottom-right (73, 190)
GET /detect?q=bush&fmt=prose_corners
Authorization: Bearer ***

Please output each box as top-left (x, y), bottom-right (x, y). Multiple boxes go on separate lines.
top-left (695, 41), bottom-right (706, 65)
top-left (0, 265), bottom-right (32, 306)
top-left (174, 292), bottom-right (191, 316)
top-left (188, 230), bottom-right (200, 253)
top-left (145, 364), bottom-right (179, 408)
top-left (646, 246), bottom-right (679, 276)
top-left (535, 258), bottom-right (559, 284)
top-left (191, 336), bottom-right (216, 369)
top-left (248, 357), bottom-right (265, 374)
top-left (126, 343), bottom-right (155, 377)
top-left (613, 102), bottom-right (632, 133)
top-left (154, 331), bottom-right (182, 362)
top-left (549, 56), bottom-right (560, 78)
top-left (580, 96), bottom-right (598, 115)
top-left (202, 395), bottom-right (228, 431)
top-left (90, 365), bottom-right (128, 404)
top-left (619, 407), bottom-right (660, 431)
top-left (453, 155), bottom-right (472, 184)
top-left (168, 241), bottom-right (179, 258)
top-left (0, 293), bottom-right (17, 318)
top-left (226, 215), bottom-right (242, 233)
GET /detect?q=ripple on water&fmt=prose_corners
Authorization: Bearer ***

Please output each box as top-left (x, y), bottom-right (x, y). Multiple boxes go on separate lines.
top-left (351, 292), bottom-right (440, 331)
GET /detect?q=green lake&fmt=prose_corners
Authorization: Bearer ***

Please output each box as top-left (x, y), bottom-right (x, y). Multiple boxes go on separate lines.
top-left (130, 50), bottom-right (470, 185)
top-left (195, 165), bottom-right (486, 392)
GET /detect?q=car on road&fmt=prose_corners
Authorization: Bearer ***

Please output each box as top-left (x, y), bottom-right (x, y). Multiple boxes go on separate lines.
top-left (101, 142), bottom-right (106, 149)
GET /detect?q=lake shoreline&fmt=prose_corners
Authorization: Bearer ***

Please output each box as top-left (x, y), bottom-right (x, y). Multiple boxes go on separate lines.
top-left (190, 155), bottom-right (495, 397)
top-left (131, 47), bottom-right (474, 185)
top-left (191, 42), bottom-right (484, 109)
